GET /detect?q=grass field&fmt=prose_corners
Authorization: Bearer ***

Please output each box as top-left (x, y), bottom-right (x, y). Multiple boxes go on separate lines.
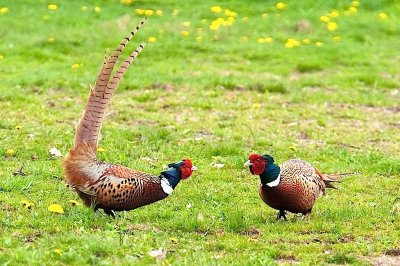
top-left (1, 0), bottom-right (399, 265)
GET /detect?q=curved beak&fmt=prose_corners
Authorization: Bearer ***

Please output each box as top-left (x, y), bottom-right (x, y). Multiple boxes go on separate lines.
top-left (191, 165), bottom-right (198, 171)
top-left (243, 160), bottom-right (252, 167)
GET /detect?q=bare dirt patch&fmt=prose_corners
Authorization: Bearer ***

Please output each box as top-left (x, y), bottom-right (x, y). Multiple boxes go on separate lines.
top-left (363, 255), bottom-right (400, 266)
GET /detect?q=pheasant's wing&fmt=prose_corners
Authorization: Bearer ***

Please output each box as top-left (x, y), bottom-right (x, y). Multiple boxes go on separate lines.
top-left (76, 163), bottom-right (165, 210)
top-left (281, 159), bottom-right (326, 198)
top-left (76, 163), bottom-right (158, 197)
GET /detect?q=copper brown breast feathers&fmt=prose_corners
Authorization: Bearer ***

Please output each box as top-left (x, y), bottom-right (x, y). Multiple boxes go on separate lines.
top-left (245, 154), bottom-right (346, 220)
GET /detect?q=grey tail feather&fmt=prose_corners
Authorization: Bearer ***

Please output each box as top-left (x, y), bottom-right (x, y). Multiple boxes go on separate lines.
top-left (323, 172), bottom-right (359, 189)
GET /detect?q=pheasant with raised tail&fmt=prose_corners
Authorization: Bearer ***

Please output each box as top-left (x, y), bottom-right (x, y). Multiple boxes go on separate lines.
top-left (63, 18), bottom-right (196, 217)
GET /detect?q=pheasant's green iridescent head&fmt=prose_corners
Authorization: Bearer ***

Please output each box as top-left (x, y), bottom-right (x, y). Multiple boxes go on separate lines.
top-left (244, 153), bottom-right (274, 175)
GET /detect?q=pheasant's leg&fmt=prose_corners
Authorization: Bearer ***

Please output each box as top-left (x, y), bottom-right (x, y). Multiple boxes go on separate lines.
top-left (276, 210), bottom-right (287, 221)
top-left (104, 209), bottom-right (116, 218)
top-left (281, 210), bottom-right (287, 221)
top-left (301, 210), bottom-right (311, 220)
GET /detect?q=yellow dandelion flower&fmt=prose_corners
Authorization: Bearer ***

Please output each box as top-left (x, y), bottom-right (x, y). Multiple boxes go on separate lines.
top-left (329, 10), bottom-right (339, 17)
top-left (15, 125), bottom-right (22, 129)
top-left (48, 4), bottom-right (57, 11)
top-left (183, 21), bottom-right (191, 27)
top-left (71, 63), bottom-right (80, 69)
top-left (264, 37), bottom-right (273, 43)
top-left (0, 54), bottom-right (4, 60)
top-left (196, 36), bottom-right (203, 42)
top-left (94, 6), bottom-right (101, 13)
top-left (135, 9), bottom-right (145, 15)
top-left (210, 6), bottom-right (222, 13)
top-left (227, 16), bottom-right (235, 22)
top-left (201, 19), bottom-right (208, 24)
top-left (5, 149), bottom-right (15, 157)
top-left (144, 9), bottom-right (154, 16)
top-left (181, 31), bottom-right (190, 37)
top-left (285, 42), bottom-right (294, 48)
top-left (69, 200), bottom-right (81, 206)
top-left (252, 103), bottom-right (261, 109)
top-left (320, 15), bottom-right (330, 22)
top-left (240, 36), bottom-right (248, 42)
top-left (332, 36), bottom-right (341, 42)
top-left (209, 19), bottom-right (223, 30)
top-left (326, 21), bottom-right (338, 31)
top-left (172, 9), bottom-right (179, 16)
top-left (209, 24), bottom-right (219, 30)
top-left (21, 200), bottom-right (34, 209)
top-left (262, 13), bottom-right (268, 19)
top-left (224, 9), bottom-right (237, 17)
top-left (289, 145), bottom-right (297, 151)
top-left (285, 38), bottom-right (300, 48)
top-left (351, 1), bottom-right (360, 7)
top-left (257, 38), bottom-right (273, 44)
top-left (302, 38), bottom-right (311, 44)
top-left (48, 37), bottom-right (55, 43)
top-left (54, 249), bottom-right (62, 255)
top-left (156, 10), bottom-right (163, 16)
top-left (378, 13), bottom-right (388, 20)
top-left (315, 41), bottom-right (324, 47)
top-left (120, 0), bottom-right (134, 5)
top-left (97, 147), bottom-right (106, 152)
top-left (82, 6), bottom-right (88, 12)
top-left (276, 2), bottom-right (288, 10)
top-left (48, 204), bottom-right (64, 214)
top-left (170, 237), bottom-right (179, 243)
top-left (0, 7), bottom-right (9, 14)
top-left (348, 7), bottom-right (357, 15)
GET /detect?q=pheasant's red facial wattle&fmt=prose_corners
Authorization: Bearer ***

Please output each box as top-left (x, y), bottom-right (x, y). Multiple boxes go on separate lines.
top-left (180, 159), bottom-right (194, 179)
top-left (249, 154), bottom-right (267, 175)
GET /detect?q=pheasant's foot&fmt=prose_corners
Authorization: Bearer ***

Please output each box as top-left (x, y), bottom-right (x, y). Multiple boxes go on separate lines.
top-left (276, 210), bottom-right (287, 221)
top-left (104, 209), bottom-right (116, 218)
top-left (301, 210), bottom-right (311, 220)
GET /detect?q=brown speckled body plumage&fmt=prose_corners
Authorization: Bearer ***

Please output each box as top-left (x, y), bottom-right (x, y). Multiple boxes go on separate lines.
top-left (259, 159), bottom-right (326, 215)
top-left (63, 18), bottom-right (174, 216)
top-left (64, 145), bottom-right (168, 215)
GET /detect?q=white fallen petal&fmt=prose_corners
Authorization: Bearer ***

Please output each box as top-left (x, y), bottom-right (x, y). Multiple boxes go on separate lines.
top-left (211, 162), bottom-right (224, 168)
top-left (149, 249), bottom-right (163, 257)
top-left (49, 147), bottom-right (62, 158)
top-left (148, 248), bottom-right (167, 261)
top-left (197, 212), bottom-right (204, 222)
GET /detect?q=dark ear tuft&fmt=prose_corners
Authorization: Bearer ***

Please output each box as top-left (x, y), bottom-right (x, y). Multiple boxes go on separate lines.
top-left (262, 154), bottom-right (274, 164)
top-left (168, 163), bottom-right (177, 168)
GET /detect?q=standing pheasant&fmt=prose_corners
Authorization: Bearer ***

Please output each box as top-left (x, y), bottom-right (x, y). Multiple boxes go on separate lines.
top-left (63, 18), bottom-right (196, 217)
top-left (245, 153), bottom-right (344, 220)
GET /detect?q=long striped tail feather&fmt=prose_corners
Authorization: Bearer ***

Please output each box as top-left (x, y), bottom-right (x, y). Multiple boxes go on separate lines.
top-left (73, 18), bottom-right (147, 151)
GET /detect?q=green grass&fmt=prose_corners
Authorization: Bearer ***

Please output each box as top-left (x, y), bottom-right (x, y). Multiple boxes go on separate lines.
top-left (1, 0), bottom-right (400, 265)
